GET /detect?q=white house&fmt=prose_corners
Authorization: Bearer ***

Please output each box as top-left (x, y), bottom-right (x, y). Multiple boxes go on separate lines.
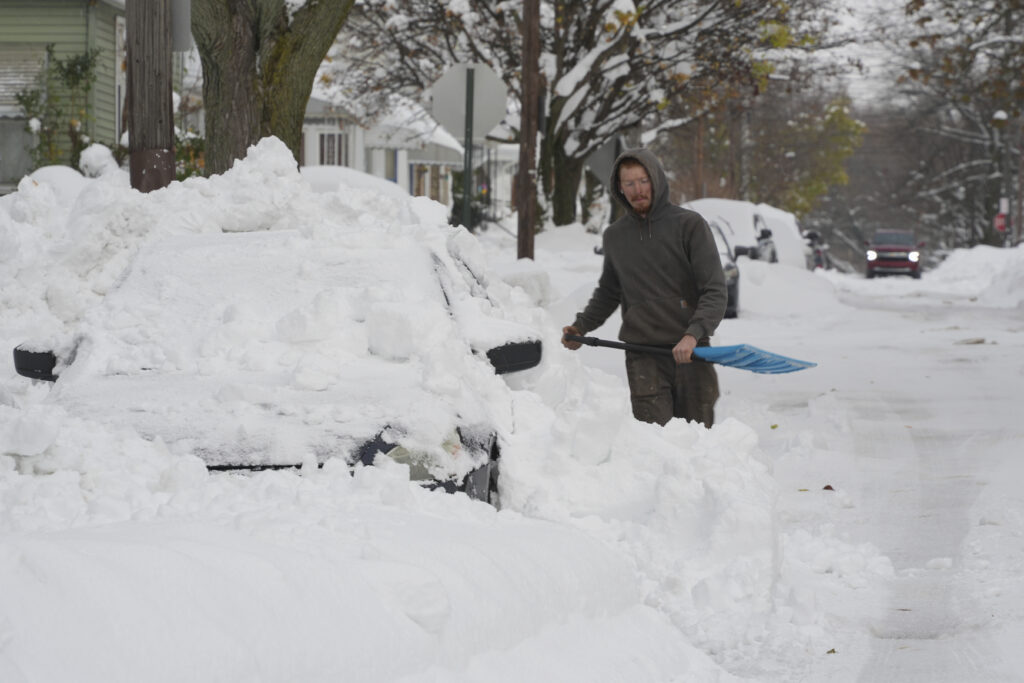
top-left (302, 92), bottom-right (467, 207)
top-left (365, 97), bottom-right (464, 205)
top-left (300, 96), bottom-right (366, 174)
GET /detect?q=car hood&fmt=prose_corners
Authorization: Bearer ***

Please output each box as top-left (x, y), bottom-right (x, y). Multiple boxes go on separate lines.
top-left (870, 242), bottom-right (918, 250)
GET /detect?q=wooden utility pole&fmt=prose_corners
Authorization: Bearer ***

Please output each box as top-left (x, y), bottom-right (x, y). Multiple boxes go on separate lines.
top-left (695, 116), bottom-right (704, 198)
top-left (126, 0), bottom-right (174, 192)
top-left (516, 0), bottom-right (540, 260)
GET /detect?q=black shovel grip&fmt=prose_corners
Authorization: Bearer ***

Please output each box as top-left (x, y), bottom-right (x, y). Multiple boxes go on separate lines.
top-left (563, 334), bottom-right (674, 357)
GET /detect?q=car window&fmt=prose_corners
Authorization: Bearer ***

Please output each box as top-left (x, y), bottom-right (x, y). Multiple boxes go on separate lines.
top-left (873, 231), bottom-right (916, 245)
top-left (708, 221), bottom-right (732, 259)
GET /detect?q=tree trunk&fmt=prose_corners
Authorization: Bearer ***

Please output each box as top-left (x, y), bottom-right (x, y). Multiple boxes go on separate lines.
top-left (192, 2), bottom-right (261, 176)
top-left (192, 0), bottom-right (355, 176)
top-left (538, 112), bottom-right (555, 216)
top-left (257, 1), bottom-right (355, 160)
top-left (550, 147), bottom-right (584, 227)
top-left (516, 0), bottom-right (540, 258)
top-left (537, 93), bottom-right (585, 227)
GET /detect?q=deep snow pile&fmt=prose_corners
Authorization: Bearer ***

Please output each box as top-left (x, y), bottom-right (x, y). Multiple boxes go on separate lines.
top-left (10, 138), bottom-right (1018, 681)
top-left (823, 243), bottom-right (1024, 308)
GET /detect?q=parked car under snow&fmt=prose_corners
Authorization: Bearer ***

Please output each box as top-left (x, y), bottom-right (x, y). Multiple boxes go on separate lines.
top-left (13, 223), bottom-right (541, 505)
top-left (707, 219), bottom-right (741, 318)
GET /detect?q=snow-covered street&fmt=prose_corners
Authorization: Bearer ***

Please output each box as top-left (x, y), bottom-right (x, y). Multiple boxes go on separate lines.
top-left (498, 226), bottom-right (1024, 681)
top-left (2, 143), bottom-right (1024, 681)
top-left (746, 274), bottom-right (1024, 682)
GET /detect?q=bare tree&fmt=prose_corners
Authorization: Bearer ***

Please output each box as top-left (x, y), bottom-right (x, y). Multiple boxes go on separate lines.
top-left (893, 0), bottom-right (1024, 245)
top-left (803, 0), bottom-right (1024, 263)
top-left (905, 0), bottom-right (1024, 114)
top-left (322, 0), bottom-right (844, 226)
top-left (656, 82), bottom-right (865, 217)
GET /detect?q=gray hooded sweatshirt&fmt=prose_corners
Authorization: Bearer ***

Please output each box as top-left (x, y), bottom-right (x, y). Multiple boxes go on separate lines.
top-left (573, 148), bottom-right (727, 346)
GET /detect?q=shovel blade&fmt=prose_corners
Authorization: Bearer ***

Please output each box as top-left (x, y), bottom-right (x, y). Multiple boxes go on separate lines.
top-left (693, 344), bottom-right (816, 374)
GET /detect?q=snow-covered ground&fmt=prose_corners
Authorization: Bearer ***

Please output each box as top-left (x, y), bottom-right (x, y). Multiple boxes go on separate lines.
top-left (2, 139), bottom-right (1023, 682)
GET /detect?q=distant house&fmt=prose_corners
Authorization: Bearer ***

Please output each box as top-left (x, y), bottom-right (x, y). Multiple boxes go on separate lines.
top-left (369, 99), bottom-right (466, 206)
top-left (302, 92), bottom-right (463, 206)
top-left (300, 96), bottom-right (367, 173)
top-left (0, 0), bottom-right (126, 193)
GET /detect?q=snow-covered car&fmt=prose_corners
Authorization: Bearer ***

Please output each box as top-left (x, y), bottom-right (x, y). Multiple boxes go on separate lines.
top-left (13, 224), bottom-right (541, 505)
top-left (708, 219), bottom-right (741, 318)
top-left (684, 198), bottom-right (777, 264)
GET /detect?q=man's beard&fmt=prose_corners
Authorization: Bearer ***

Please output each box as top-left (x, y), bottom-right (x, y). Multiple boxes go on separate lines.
top-left (630, 197), bottom-right (650, 213)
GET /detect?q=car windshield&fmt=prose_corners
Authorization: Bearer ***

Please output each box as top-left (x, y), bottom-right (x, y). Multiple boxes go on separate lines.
top-left (709, 223), bottom-right (732, 259)
top-left (873, 231), bottom-right (916, 245)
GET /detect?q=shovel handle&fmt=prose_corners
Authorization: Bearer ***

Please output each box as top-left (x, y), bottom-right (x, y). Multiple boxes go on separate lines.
top-left (564, 334), bottom-right (674, 357)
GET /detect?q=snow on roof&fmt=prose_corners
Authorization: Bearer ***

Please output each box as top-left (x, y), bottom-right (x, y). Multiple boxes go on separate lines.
top-left (367, 97), bottom-right (463, 154)
top-left (305, 96), bottom-right (358, 121)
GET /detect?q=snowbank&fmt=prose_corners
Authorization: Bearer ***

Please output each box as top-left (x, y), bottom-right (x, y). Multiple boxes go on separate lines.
top-left (8, 138), bottom-right (1018, 680)
top-left (0, 138), bottom-right (791, 681)
top-left (822, 242), bottom-right (1024, 308)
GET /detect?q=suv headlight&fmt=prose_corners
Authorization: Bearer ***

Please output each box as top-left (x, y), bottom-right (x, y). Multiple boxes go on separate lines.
top-left (908, 250), bottom-right (920, 263)
top-left (866, 249), bottom-right (878, 261)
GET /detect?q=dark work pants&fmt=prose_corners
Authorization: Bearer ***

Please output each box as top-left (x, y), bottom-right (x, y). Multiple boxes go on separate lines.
top-left (624, 350), bottom-right (720, 428)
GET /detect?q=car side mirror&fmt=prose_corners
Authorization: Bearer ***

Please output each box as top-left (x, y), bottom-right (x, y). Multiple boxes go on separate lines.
top-left (486, 340), bottom-right (542, 374)
top-left (733, 245), bottom-right (757, 260)
top-left (13, 346), bottom-right (59, 382)
top-left (759, 228), bottom-right (773, 239)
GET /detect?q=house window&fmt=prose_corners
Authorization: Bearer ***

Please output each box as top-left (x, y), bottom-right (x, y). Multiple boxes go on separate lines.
top-left (116, 16), bottom-right (127, 143)
top-left (413, 165), bottom-right (427, 196)
top-left (430, 166), bottom-right (441, 202)
top-left (385, 149), bottom-right (398, 181)
top-left (318, 133), bottom-right (349, 166)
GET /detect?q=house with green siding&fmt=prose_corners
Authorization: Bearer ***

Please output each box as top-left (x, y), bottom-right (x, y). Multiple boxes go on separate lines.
top-left (0, 0), bottom-right (125, 193)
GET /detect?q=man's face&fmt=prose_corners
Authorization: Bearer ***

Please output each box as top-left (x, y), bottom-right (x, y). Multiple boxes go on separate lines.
top-left (619, 163), bottom-right (652, 216)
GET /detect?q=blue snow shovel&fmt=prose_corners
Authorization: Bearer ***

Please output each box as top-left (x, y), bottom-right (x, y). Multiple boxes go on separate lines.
top-left (563, 334), bottom-right (816, 374)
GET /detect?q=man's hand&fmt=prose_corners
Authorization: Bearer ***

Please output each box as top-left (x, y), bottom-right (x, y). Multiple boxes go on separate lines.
top-left (562, 325), bottom-right (583, 350)
top-left (672, 334), bottom-right (698, 364)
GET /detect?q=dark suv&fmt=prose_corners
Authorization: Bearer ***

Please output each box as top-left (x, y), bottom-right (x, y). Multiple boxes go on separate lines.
top-left (865, 230), bottom-right (925, 279)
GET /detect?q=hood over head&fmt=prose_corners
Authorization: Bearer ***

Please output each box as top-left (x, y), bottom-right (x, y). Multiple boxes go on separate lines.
top-left (610, 148), bottom-right (671, 219)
